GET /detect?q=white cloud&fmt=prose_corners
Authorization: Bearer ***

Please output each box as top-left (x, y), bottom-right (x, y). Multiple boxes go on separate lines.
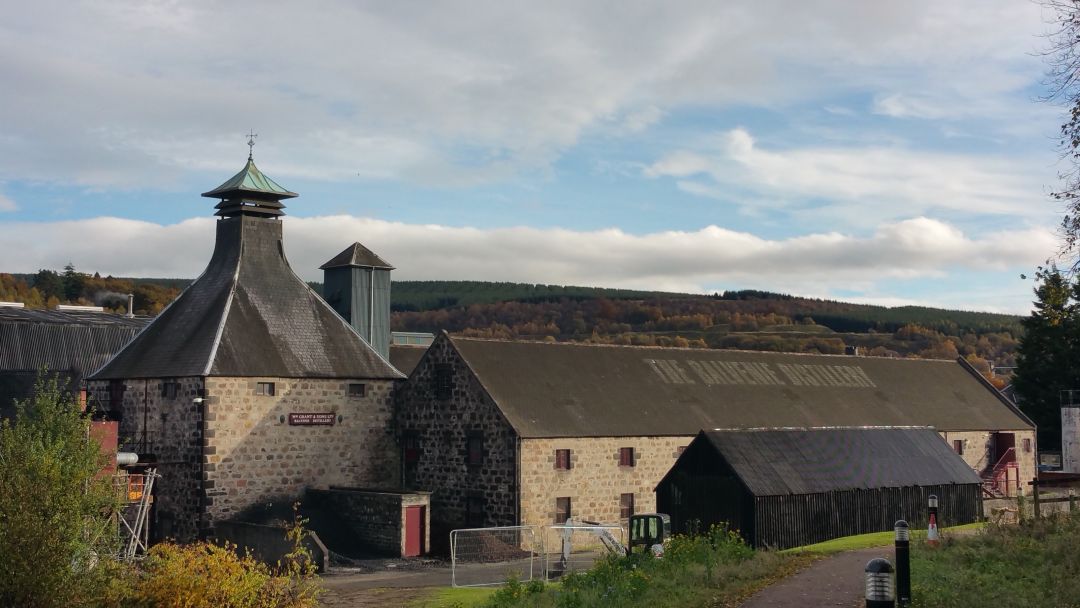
top-left (0, 192), bottom-right (16, 212)
top-left (0, 0), bottom-right (1048, 188)
top-left (646, 128), bottom-right (1051, 221)
top-left (0, 214), bottom-right (1054, 313)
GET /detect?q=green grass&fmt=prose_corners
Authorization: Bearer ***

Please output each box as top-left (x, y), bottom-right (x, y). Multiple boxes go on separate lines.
top-left (429, 526), bottom-right (813, 608)
top-left (413, 586), bottom-right (496, 607)
top-left (909, 514), bottom-right (1080, 607)
top-left (786, 522), bottom-right (987, 555)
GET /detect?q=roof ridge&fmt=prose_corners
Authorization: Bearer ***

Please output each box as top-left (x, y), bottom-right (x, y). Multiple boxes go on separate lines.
top-left (449, 336), bottom-right (959, 362)
top-left (202, 238), bottom-right (243, 376)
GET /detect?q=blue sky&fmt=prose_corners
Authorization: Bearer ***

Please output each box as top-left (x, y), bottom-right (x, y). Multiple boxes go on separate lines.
top-left (0, 1), bottom-right (1069, 313)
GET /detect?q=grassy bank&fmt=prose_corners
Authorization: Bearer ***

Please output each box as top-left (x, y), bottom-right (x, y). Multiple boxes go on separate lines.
top-left (910, 514), bottom-right (1080, 607)
top-left (419, 526), bottom-right (811, 608)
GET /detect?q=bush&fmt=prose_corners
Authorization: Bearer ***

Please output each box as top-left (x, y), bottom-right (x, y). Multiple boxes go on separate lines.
top-left (0, 374), bottom-right (121, 607)
top-left (130, 509), bottom-right (321, 608)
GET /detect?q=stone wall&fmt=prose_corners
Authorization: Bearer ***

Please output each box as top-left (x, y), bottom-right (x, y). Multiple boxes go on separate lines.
top-left (940, 429), bottom-right (1038, 496)
top-left (308, 488), bottom-right (430, 556)
top-left (394, 337), bottom-right (519, 538)
top-left (519, 436), bottom-right (692, 530)
top-left (202, 377), bottom-right (398, 527)
top-left (88, 376), bottom-right (206, 541)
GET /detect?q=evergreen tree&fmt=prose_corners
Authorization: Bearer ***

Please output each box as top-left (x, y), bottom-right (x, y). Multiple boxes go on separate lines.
top-left (1013, 270), bottom-right (1080, 451)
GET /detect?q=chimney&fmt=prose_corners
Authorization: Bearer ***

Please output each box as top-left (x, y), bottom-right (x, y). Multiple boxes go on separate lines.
top-left (319, 242), bottom-right (394, 360)
top-left (126, 293), bottom-right (135, 318)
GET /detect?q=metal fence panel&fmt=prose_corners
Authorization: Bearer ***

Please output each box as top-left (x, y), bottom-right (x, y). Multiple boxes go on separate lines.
top-left (541, 524), bottom-right (626, 581)
top-left (450, 526), bottom-right (539, 588)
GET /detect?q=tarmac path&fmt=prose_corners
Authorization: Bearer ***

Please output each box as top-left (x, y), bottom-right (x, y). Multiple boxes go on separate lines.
top-left (739, 546), bottom-right (891, 608)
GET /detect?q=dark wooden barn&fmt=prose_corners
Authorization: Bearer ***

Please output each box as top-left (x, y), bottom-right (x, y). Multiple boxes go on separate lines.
top-left (656, 427), bottom-right (983, 549)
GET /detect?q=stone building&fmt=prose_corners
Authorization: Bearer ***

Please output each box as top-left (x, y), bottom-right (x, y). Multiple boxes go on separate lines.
top-left (394, 334), bottom-right (1036, 536)
top-left (87, 157), bottom-right (403, 541)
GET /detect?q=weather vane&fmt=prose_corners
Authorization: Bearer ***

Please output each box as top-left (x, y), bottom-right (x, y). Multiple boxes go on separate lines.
top-left (246, 129), bottom-right (258, 160)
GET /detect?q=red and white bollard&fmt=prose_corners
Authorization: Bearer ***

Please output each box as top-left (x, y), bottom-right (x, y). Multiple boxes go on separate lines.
top-left (926, 494), bottom-right (939, 547)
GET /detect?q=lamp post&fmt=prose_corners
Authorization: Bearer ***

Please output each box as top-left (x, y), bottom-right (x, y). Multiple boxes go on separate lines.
top-left (894, 520), bottom-right (910, 607)
top-left (865, 558), bottom-right (895, 607)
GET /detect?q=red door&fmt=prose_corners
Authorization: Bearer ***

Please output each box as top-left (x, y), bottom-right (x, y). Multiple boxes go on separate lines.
top-left (405, 506), bottom-right (424, 557)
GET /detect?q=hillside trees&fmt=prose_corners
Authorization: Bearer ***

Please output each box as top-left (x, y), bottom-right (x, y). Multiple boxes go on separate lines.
top-left (1012, 270), bottom-right (1080, 451)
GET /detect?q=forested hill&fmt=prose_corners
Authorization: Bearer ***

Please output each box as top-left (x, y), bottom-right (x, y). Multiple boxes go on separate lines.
top-left (1, 271), bottom-right (1023, 382)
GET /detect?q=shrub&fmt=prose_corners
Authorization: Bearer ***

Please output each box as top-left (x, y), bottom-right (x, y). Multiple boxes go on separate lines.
top-left (0, 374), bottom-right (121, 607)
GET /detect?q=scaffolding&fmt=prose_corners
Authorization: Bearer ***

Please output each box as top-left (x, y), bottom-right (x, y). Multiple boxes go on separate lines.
top-left (114, 468), bottom-right (158, 561)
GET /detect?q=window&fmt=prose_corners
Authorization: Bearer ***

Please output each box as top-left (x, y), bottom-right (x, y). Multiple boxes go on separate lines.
top-left (403, 433), bottom-right (421, 464)
top-left (677, 445), bottom-right (688, 456)
top-left (466, 495), bottom-right (485, 527)
top-left (1023, 438), bottom-right (1032, 453)
top-left (435, 364), bottom-right (453, 400)
top-left (620, 493), bottom-right (635, 519)
top-left (467, 433), bottom-right (484, 466)
top-left (256, 382), bottom-right (275, 396)
top-left (555, 497), bottom-right (572, 524)
top-left (554, 449), bottom-right (572, 470)
top-left (348, 383), bottom-right (366, 398)
top-left (162, 381), bottom-right (178, 399)
top-left (953, 440), bottom-right (964, 456)
top-left (108, 380), bottom-right (125, 408)
top-left (619, 447), bottom-right (635, 467)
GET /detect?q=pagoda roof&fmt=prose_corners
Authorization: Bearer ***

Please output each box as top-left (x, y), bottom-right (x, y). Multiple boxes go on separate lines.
top-left (201, 158), bottom-right (298, 200)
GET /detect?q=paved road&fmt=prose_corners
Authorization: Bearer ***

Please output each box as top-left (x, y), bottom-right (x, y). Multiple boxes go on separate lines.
top-left (739, 547), bottom-right (891, 608)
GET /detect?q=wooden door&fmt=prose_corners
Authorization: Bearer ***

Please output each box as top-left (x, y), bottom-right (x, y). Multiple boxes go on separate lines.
top-left (405, 505), bottom-right (423, 557)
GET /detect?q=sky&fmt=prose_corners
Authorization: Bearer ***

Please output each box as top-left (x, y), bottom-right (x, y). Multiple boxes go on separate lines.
top-left (0, 1), bottom-right (1071, 313)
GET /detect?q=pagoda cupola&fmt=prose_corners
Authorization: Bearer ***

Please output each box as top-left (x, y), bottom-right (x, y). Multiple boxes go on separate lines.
top-left (201, 149), bottom-right (297, 218)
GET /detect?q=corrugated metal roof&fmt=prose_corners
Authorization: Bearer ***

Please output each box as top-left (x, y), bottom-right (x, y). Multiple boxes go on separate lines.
top-left (698, 428), bottom-right (982, 496)
top-left (1, 308), bottom-right (148, 415)
top-left (320, 242), bottom-right (394, 270)
top-left (91, 214), bottom-right (402, 380)
top-left (447, 336), bottom-right (1032, 437)
top-left (0, 308), bottom-right (147, 373)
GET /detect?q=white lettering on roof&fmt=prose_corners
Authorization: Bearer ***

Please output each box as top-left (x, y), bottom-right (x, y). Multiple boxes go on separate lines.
top-left (647, 358), bottom-right (876, 388)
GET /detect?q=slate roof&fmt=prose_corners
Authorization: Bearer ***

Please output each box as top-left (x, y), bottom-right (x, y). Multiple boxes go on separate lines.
top-left (91, 160), bottom-right (401, 381)
top-left (690, 428), bottom-right (982, 496)
top-left (389, 345), bottom-right (428, 377)
top-left (445, 336), bottom-right (1033, 437)
top-left (320, 242), bottom-right (394, 270)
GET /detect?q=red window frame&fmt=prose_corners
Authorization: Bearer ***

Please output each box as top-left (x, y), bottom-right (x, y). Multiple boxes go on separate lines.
top-left (554, 449), bottom-right (571, 470)
top-left (953, 440), bottom-right (963, 456)
top-left (619, 447), bottom-right (635, 467)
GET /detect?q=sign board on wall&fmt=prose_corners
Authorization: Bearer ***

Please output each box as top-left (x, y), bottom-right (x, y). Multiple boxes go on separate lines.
top-left (288, 413), bottom-right (336, 426)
